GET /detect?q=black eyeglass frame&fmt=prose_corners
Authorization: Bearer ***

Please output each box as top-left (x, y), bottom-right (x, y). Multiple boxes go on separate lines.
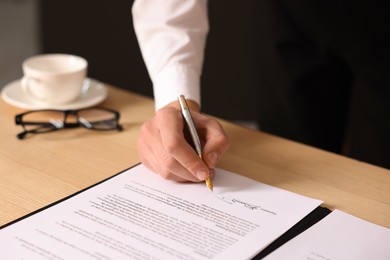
top-left (15, 107), bottom-right (123, 140)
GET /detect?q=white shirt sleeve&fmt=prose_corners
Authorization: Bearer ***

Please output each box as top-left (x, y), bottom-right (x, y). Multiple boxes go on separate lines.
top-left (132, 0), bottom-right (209, 111)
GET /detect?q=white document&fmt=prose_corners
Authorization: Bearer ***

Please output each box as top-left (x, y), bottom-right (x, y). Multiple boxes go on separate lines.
top-left (265, 210), bottom-right (390, 260)
top-left (0, 164), bottom-right (322, 260)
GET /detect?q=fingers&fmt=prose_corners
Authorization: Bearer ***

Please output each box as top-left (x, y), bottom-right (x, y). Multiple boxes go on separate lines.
top-left (138, 126), bottom-right (198, 182)
top-left (192, 113), bottom-right (230, 169)
top-left (138, 105), bottom-right (206, 182)
top-left (137, 101), bottom-right (229, 183)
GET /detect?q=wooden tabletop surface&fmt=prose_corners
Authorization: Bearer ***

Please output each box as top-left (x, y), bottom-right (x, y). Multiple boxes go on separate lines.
top-left (1, 83), bottom-right (389, 228)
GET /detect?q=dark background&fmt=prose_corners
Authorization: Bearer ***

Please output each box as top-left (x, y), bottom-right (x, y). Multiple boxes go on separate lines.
top-left (39, 0), bottom-right (258, 121)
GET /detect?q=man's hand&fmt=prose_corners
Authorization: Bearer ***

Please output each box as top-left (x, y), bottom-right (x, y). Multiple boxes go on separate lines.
top-left (137, 100), bottom-right (229, 182)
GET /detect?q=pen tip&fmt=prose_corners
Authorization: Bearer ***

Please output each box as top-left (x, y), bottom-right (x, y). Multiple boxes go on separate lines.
top-left (206, 177), bottom-right (213, 192)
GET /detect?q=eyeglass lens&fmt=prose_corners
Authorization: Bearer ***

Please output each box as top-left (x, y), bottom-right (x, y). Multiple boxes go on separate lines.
top-left (76, 109), bottom-right (119, 130)
top-left (22, 110), bottom-right (67, 133)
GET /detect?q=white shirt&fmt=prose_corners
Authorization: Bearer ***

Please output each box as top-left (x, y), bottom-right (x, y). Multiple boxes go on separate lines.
top-left (132, 0), bottom-right (209, 111)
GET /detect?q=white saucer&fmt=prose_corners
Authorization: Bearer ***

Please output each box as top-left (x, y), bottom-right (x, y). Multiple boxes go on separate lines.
top-left (1, 78), bottom-right (107, 110)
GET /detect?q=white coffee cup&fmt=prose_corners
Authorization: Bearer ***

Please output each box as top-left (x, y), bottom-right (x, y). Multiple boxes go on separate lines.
top-left (21, 54), bottom-right (88, 104)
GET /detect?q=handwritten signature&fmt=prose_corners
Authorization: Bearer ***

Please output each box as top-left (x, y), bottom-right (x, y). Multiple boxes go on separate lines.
top-left (217, 194), bottom-right (277, 215)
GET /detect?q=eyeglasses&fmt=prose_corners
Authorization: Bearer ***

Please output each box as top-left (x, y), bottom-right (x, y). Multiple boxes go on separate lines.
top-left (15, 107), bottom-right (123, 139)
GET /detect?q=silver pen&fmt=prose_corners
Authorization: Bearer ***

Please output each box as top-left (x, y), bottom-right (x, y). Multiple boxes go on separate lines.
top-left (178, 95), bottom-right (213, 191)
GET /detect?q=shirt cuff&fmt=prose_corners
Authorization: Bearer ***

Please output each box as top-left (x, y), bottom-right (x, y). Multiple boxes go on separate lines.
top-left (152, 65), bottom-right (201, 111)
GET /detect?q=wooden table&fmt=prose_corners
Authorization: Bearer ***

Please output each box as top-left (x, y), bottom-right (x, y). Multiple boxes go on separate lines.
top-left (1, 83), bottom-right (389, 228)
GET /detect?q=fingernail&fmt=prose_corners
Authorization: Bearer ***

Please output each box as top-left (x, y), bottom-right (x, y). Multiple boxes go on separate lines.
top-left (195, 169), bottom-right (208, 180)
top-left (209, 168), bottom-right (216, 179)
top-left (207, 152), bottom-right (219, 166)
